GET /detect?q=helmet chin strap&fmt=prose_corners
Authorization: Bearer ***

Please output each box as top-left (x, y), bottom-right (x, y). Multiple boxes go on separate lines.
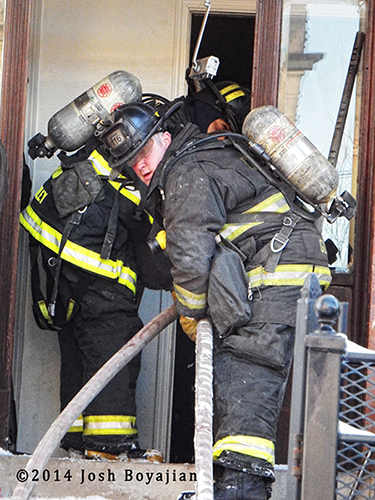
top-left (109, 164), bottom-right (123, 181)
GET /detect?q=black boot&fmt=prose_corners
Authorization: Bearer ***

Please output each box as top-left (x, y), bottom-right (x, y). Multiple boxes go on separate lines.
top-left (214, 468), bottom-right (269, 500)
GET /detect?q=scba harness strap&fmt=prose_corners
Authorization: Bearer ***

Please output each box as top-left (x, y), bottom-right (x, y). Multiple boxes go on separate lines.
top-left (29, 158), bottom-right (120, 330)
top-left (29, 235), bottom-right (94, 331)
top-left (226, 211), bottom-right (301, 273)
top-left (169, 131), bottom-right (304, 275)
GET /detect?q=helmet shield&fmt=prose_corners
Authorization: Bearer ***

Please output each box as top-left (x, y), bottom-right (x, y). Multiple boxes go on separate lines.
top-left (101, 122), bottom-right (133, 159)
top-left (99, 102), bottom-right (160, 176)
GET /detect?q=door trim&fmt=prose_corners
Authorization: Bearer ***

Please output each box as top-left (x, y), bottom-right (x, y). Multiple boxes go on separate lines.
top-left (172, 0), bottom-right (257, 97)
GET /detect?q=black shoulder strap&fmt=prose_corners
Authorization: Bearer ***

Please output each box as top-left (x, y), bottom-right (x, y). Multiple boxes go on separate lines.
top-left (28, 219), bottom-right (94, 331)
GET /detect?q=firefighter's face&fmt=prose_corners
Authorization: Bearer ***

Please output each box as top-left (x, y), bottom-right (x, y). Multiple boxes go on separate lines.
top-left (131, 131), bottom-right (171, 185)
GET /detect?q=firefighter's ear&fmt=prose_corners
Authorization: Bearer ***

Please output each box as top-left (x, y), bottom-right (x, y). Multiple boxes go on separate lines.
top-left (161, 131), bottom-right (172, 147)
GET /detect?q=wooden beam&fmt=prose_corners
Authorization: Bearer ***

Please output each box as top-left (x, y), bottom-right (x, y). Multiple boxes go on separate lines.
top-left (352, 0), bottom-right (375, 349)
top-left (0, 0), bottom-right (32, 449)
top-left (251, 0), bottom-right (283, 109)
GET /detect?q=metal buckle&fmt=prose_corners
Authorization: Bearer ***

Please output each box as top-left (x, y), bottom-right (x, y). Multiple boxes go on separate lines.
top-left (270, 233), bottom-right (289, 253)
top-left (283, 216), bottom-right (293, 227)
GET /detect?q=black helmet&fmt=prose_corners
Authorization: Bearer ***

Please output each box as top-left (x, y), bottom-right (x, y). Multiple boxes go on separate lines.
top-left (215, 81), bottom-right (251, 131)
top-left (99, 102), bottom-right (160, 178)
top-left (190, 80), bottom-right (251, 133)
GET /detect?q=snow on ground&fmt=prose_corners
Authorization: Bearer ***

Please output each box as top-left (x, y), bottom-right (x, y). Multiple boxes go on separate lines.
top-left (1, 498), bottom-right (108, 500)
top-left (0, 447), bottom-right (13, 456)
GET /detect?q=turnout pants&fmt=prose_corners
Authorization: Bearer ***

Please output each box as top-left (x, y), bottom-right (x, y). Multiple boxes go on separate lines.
top-left (58, 291), bottom-right (143, 454)
top-left (208, 246), bottom-right (303, 496)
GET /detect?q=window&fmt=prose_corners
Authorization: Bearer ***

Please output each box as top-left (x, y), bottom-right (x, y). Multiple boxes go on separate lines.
top-left (278, 0), bottom-right (366, 271)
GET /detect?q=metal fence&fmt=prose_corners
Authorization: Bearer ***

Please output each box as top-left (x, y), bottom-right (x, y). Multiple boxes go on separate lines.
top-left (337, 344), bottom-right (375, 499)
top-left (286, 274), bottom-right (375, 500)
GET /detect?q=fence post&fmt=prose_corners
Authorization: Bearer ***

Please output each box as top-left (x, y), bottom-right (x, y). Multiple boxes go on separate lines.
top-left (301, 294), bottom-right (347, 500)
top-left (287, 273), bottom-right (322, 500)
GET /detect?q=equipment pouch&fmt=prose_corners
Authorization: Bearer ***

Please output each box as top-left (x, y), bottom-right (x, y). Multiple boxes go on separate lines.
top-left (51, 160), bottom-right (105, 218)
top-left (208, 245), bottom-right (251, 337)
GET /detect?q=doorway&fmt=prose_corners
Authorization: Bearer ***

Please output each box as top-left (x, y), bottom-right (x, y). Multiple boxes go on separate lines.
top-left (169, 13), bottom-right (255, 464)
top-left (190, 13), bottom-right (255, 89)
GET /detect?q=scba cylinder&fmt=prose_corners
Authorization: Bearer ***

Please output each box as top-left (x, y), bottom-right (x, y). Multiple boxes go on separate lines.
top-left (242, 105), bottom-right (339, 204)
top-left (44, 70), bottom-right (142, 155)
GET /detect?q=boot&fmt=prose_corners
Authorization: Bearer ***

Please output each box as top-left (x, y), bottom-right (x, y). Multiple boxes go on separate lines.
top-left (214, 468), bottom-right (269, 500)
top-left (85, 444), bottom-right (163, 463)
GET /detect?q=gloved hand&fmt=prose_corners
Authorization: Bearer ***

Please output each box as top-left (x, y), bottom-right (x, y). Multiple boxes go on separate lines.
top-left (179, 315), bottom-right (198, 342)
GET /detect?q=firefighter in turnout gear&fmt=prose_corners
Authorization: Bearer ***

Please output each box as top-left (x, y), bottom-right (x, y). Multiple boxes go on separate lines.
top-left (106, 102), bottom-right (332, 499)
top-left (20, 110), bottom-right (172, 460)
top-left (156, 80), bottom-right (251, 139)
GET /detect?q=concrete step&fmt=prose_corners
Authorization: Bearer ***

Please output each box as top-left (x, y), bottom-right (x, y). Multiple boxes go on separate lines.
top-left (0, 455), bottom-right (287, 499)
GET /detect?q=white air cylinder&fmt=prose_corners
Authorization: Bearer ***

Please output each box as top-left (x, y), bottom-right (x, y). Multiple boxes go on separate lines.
top-left (44, 70), bottom-right (142, 154)
top-left (242, 105), bottom-right (339, 204)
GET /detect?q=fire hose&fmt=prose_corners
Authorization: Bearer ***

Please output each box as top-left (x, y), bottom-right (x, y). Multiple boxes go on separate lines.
top-left (195, 318), bottom-right (214, 500)
top-left (11, 304), bottom-right (178, 500)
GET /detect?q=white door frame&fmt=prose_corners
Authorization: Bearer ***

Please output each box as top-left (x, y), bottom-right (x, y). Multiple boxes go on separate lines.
top-left (172, 0), bottom-right (257, 97)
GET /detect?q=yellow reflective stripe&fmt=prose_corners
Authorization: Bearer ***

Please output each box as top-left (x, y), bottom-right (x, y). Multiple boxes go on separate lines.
top-left (66, 299), bottom-right (75, 321)
top-left (20, 207), bottom-right (137, 294)
top-left (244, 192), bottom-right (290, 214)
top-left (83, 415), bottom-right (137, 436)
top-left (247, 265), bottom-right (332, 289)
top-left (38, 300), bottom-right (53, 324)
top-left (51, 166), bottom-right (63, 179)
top-left (220, 222), bottom-right (262, 242)
top-left (220, 194), bottom-right (290, 243)
top-left (89, 150), bottom-right (142, 206)
top-left (220, 84), bottom-right (245, 102)
top-left (21, 207), bottom-right (60, 254)
top-left (224, 89), bottom-right (246, 102)
top-left (145, 209), bottom-right (154, 224)
top-left (213, 435), bottom-right (275, 466)
top-left (174, 283), bottom-right (207, 311)
top-left (89, 150), bottom-right (119, 177)
top-left (68, 415), bottom-right (83, 434)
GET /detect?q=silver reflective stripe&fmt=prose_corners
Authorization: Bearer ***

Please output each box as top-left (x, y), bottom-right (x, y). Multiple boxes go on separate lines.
top-left (213, 435), bottom-right (275, 465)
top-left (89, 151), bottom-right (142, 206)
top-left (219, 192), bottom-right (290, 242)
top-left (248, 264), bottom-right (331, 289)
top-left (68, 416), bottom-right (83, 433)
top-left (220, 222), bottom-right (262, 242)
top-left (244, 192), bottom-right (290, 214)
top-left (21, 207), bottom-right (137, 294)
top-left (83, 415), bottom-right (137, 436)
top-left (174, 283), bottom-right (207, 311)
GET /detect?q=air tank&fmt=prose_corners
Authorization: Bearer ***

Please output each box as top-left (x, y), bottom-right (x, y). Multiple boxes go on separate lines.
top-left (242, 105), bottom-right (339, 204)
top-left (30, 70), bottom-right (142, 158)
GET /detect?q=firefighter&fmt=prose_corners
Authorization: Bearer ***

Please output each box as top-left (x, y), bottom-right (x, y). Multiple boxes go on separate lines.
top-left (98, 102), bottom-right (332, 499)
top-left (156, 80), bottom-right (251, 137)
top-left (20, 119), bottom-right (172, 460)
